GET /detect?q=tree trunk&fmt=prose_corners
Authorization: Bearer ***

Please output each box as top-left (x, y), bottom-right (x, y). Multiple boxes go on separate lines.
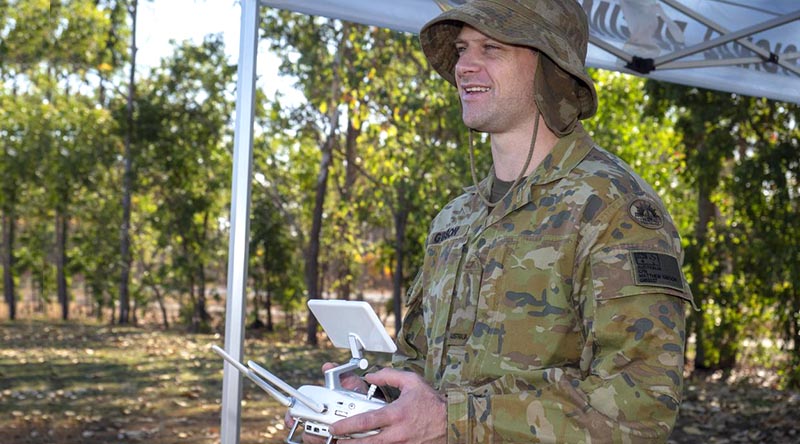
top-left (195, 263), bottom-right (209, 330)
top-left (34, 266), bottom-right (43, 313)
top-left (335, 118), bottom-right (361, 302)
top-left (691, 179), bottom-right (715, 371)
top-left (56, 210), bottom-right (69, 320)
top-left (189, 272), bottom-right (198, 333)
top-left (95, 294), bottom-right (103, 321)
top-left (2, 210), bottom-right (16, 320)
top-left (250, 275), bottom-right (263, 328)
top-left (305, 24), bottom-right (349, 346)
top-left (193, 214), bottom-right (210, 331)
top-left (306, 149), bottom-right (332, 346)
top-left (790, 287), bottom-right (800, 388)
top-left (266, 287), bottom-right (274, 332)
top-left (153, 285), bottom-right (169, 329)
top-left (119, 0), bottom-right (138, 325)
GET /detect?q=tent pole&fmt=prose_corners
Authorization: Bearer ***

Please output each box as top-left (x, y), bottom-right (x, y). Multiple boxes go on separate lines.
top-left (661, 52), bottom-right (799, 70)
top-left (221, 1), bottom-right (260, 443)
top-left (589, 34), bottom-right (633, 63)
top-left (661, 56), bottom-right (765, 70)
top-left (658, 0), bottom-right (800, 76)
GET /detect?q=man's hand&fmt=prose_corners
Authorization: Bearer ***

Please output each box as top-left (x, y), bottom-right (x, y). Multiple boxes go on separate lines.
top-left (283, 362), bottom-right (369, 444)
top-left (328, 368), bottom-right (446, 444)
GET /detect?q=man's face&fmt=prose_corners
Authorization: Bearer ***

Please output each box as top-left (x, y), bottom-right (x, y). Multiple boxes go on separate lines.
top-left (454, 26), bottom-right (539, 135)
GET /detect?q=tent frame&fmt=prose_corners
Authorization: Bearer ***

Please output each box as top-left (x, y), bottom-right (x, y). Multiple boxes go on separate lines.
top-left (220, 1), bottom-right (259, 443)
top-left (589, 1), bottom-right (800, 76)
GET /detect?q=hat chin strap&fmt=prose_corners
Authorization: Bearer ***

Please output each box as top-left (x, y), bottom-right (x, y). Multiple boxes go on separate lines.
top-left (468, 108), bottom-right (540, 208)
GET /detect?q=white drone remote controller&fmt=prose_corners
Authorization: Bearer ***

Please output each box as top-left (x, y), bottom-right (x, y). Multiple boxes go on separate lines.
top-left (212, 300), bottom-right (397, 444)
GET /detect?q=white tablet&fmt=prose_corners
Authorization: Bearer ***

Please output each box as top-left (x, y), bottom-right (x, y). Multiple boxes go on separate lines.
top-left (307, 300), bottom-right (397, 354)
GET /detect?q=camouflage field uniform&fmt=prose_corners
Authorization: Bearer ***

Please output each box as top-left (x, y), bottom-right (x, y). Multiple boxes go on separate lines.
top-left (393, 126), bottom-right (694, 443)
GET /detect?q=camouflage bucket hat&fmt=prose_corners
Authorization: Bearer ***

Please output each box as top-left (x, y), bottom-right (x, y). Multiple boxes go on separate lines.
top-left (420, 0), bottom-right (598, 136)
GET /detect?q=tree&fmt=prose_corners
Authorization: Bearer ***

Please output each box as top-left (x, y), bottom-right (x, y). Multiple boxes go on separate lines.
top-left (119, 0), bottom-right (142, 324)
top-left (348, 29), bottom-right (472, 334)
top-left (725, 100), bottom-right (800, 386)
top-left (263, 13), bottom-right (355, 345)
top-left (262, 14), bottom-right (474, 343)
top-left (645, 83), bottom-right (739, 372)
top-left (248, 182), bottom-right (300, 332)
top-left (134, 35), bottom-right (234, 332)
top-left (0, 87), bottom-right (41, 320)
top-left (646, 81), bottom-right (800, 384)
top-left (0, 0), bottom-right (51, 319)
top-left (25, 0), bottom-right (116, 320)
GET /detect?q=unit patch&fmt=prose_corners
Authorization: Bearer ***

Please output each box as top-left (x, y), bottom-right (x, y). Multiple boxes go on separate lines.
top-left (430, 226), bottom-right (462, 245)
top-left (631, 252), bottom-right (684, 291)
top-left (629, 199), bottom-right (664, 229)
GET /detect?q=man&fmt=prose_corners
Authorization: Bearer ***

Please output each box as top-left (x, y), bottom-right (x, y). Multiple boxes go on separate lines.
top-left (303, 1), bottom-right (694, 442)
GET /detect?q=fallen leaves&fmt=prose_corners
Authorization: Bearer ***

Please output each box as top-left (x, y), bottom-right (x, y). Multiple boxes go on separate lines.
top-left (669, 376), bottom-right (800, 443)
top-left (0, 320), bottom-right (354, 443)
top-left (11, 320), bottom-right (800, 443)
top-left (682, 426), bottom-right (703, 435)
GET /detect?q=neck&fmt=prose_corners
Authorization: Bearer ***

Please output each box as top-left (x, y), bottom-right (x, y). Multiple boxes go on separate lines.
top-left (490, 114), bottom-right (560, 181)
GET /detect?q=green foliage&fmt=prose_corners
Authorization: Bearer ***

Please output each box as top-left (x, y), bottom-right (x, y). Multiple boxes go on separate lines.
top-left (1, 5), bottom-right (797, 390)
top-left (645, 81), bottom-right (800, 387)
top-left (260, 12), bottom-right (474, 323)
top-left (132, 35), bottom-right (235, 332)
top-left (248, 178), bottom-right (305, 323)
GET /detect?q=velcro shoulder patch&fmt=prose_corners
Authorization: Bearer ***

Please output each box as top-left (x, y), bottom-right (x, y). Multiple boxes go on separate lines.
top-left (630, 251), bottom-right (684, 291)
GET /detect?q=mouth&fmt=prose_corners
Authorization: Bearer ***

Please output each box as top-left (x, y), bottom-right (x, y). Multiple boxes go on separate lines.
top-left (462, 86), bottom-right (491, 95)
top-left (460, 85), bottom-right (491, 102)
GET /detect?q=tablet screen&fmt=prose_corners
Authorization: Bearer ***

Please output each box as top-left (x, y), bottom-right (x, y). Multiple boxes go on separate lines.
top-left (307, 300), bottom-right (397, 353)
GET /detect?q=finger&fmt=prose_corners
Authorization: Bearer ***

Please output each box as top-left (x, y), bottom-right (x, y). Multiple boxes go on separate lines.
top-left (363, 368), bottom-right (417, 390)
top-left (283, 410), bottom-right (297, 430)
top-left (302, 434), bottom-right (329, 444)
top-left (305, 433), bottom-right (330, 444)
top-left (321, 362), bottom-right (339, 372)
top-left (346, 422), bottom-right (405, 444)
top-left (328, 407), bottom-right (392, 437)
top-left (340, 374), bottom-right (367, 392)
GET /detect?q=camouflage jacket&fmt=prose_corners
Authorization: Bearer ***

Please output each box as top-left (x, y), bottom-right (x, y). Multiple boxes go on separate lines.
top-left (393, 127), bottom-right (694, 443)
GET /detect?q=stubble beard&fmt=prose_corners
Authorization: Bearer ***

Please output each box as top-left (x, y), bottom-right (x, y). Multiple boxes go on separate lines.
top-left (460, 94), bottom-right (535, 134)
top-left (461, 101), bottom-right (495, 133)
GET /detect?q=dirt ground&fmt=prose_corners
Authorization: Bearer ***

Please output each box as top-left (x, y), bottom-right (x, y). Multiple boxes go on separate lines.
top-left (1, 319), bottom-right (797, 444)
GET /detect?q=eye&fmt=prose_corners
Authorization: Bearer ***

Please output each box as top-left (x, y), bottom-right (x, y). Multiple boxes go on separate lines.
top-left (455, 45), bottom-right (466, 55)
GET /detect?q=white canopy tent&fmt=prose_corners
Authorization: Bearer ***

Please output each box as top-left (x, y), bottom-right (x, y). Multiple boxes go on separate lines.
top-left (262, 0), bottom-right (800, 103)
top-left (220, 1), bottom-right (800, 443)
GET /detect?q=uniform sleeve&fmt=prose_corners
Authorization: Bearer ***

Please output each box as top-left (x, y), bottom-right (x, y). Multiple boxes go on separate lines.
top-left (443, 197), bottom-right (692, 443)
top-left (391, 269), bottom-right (427, 376)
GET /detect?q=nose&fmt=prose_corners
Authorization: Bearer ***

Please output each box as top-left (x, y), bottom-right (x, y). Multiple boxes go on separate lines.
top-left (455, 47), bottom-right (480, 80)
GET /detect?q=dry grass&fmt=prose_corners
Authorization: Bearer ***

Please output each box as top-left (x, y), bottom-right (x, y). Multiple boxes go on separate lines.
top-left (0, 319), bottom-right (354, 444)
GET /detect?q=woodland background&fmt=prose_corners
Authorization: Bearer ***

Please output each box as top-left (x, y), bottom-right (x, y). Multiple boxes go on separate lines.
top-left (1, 1), bottom-right (799, 442)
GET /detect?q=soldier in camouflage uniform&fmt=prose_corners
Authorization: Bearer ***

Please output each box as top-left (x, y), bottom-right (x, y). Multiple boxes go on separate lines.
top-left (325, 1), bottom-right (695, 443)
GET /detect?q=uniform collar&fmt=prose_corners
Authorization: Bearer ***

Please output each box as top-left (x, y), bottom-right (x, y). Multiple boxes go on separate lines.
top-left (465, 125), bottom-right (595, 216)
